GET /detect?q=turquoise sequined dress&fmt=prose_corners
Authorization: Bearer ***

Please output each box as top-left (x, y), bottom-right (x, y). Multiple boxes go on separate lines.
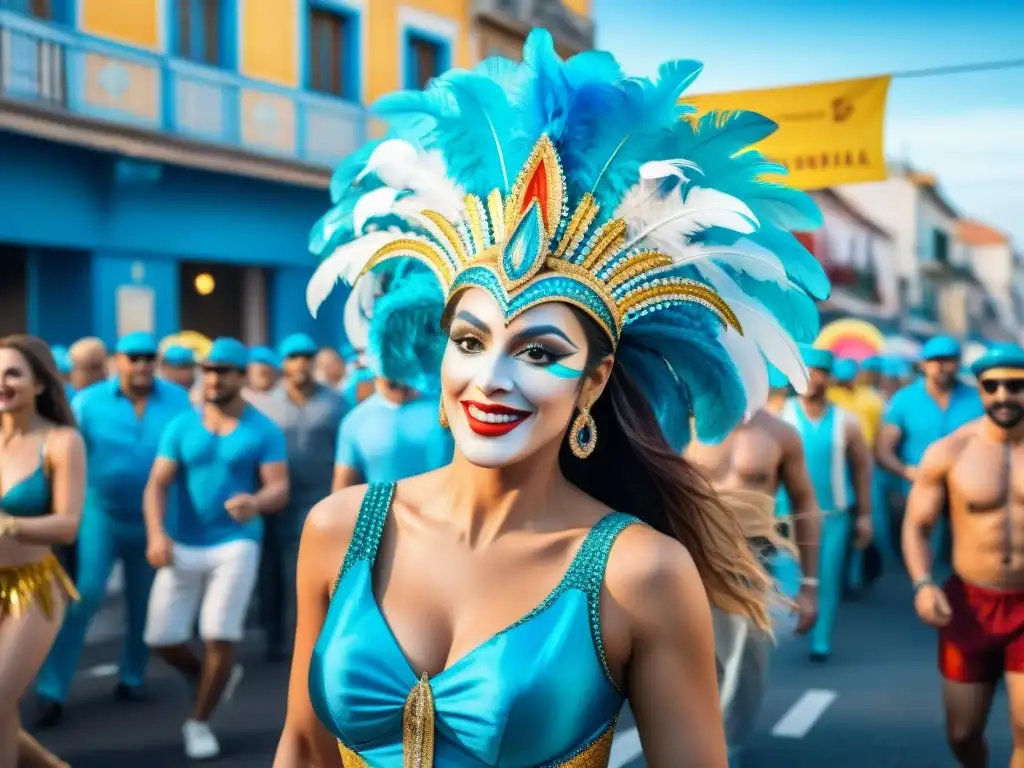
top-left (308, 482), bottom-right (643, 766)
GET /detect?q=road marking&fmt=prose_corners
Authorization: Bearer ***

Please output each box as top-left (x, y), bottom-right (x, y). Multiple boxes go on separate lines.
top-left (771, 689), bottom-right (837, 738)
top-left (82, 663), bottom-right (118, 679)
top-left (609, 726), bottom-right (642, 768)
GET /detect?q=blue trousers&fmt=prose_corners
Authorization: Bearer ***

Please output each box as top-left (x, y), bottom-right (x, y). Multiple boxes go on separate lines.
top-left (36, 508), bottom-right (155, 703)
top-left (809, 511), bottom-right (852, 656)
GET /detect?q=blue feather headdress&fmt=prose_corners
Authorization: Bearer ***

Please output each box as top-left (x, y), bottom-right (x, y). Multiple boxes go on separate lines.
top-left (307, 30), bottom-right (829, 448)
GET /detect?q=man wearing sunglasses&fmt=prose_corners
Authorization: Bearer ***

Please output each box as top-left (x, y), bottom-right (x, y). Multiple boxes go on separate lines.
top-left (35, 332), bottom-right (193, 727)
top-left (904, 343), bottom-right (1024, 767)
top-left (876, 336), bottom-right (984, 574)
top-left (142, 337), bottom-right (289, 759)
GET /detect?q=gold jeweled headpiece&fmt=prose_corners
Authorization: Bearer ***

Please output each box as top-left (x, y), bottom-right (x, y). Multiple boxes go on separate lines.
top-left (357, 135), bottom-right (740, 349)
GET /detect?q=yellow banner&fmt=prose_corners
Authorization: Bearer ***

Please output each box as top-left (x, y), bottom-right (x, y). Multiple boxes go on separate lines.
top-left (683, 75), bottom-right (892, 190)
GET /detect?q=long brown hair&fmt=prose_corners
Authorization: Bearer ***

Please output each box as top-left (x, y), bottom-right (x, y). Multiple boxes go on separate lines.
top-left (0, 335), bottom-right (77, 428)
top-left (561, 312), bottom-right (780, 632)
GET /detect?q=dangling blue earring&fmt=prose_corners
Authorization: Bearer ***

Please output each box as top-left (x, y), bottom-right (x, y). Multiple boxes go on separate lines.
top-left (569, 406), bottom-right (597, 459)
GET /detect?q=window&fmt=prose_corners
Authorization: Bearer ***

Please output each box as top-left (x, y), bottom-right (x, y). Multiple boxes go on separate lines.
top-left (933, 228), bottom-right (950, 264)
top-left (308, 5), bottom-right (355, 99)
top-left (404, 32), bottom-right (447, 90)
top-left (174, 0), bottom-right (230, 68)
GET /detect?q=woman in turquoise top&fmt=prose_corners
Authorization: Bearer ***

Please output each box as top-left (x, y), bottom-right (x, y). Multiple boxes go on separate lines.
top-left (275, 30), bottom-right (827, 768)
top-left (0, 335), bottom-right (85, 768)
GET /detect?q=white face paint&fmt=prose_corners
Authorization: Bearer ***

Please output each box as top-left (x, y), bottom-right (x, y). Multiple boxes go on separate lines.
top-left (441, 288), bottom-right (590, 468)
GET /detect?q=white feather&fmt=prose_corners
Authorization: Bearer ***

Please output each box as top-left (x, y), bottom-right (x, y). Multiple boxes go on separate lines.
top-left (720, 326), bottom-right (769, 417)
top-left (702, 262), bottom-right (809, 393)
top-left (305, 231), bottom-right (400, 318)
top-left (619, 186), bottom-right (758, 253)
top-left (353, 187), bottom-right (400, 235)
top-left (672, 240), bottom-right (787, 287)
top-left (639, 158), bottom-right (701, 183)
top-left (342, 273), bottom-right (382, 351)
top-left (359, 141), bottom-right (466, 221)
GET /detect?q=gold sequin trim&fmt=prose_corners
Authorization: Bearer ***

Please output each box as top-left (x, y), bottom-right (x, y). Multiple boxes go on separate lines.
top-left (549, 719), bottom-right (617, 767)
top-left (620, 280), bottom-right (742, 333)
top-left (403, 673), bottom-right (435, 768)
top-left (0, 554), bottom-right (78, 620)
top-left (604, 250), bottom-right (674, 290)
top-left (504, 135), bottom-right (564, 241)
top-left (419, 212), bottom-right (467, 267)
top-left (581, 219), bottom-right (627, 271)
top-left (362, 238), bottom-right (455, 289)
top-left (463, 194), bottom-right (488, 253)
top-left (487, 190), bottom-right (506, 244)
top-left (553, 193), bottom-right (599, 261)
top-left (337, 741), bottom-right (370, 767)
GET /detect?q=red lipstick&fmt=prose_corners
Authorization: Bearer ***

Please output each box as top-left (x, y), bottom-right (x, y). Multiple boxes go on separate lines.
top-left (461, 400), bottom-right (532, 438)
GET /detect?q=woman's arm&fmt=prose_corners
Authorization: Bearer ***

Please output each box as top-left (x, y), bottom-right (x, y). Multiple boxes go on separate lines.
top-left (621, 530), bottom-right (728, 768)
top-left (1, 427), bottom-right (84, 545)
top-left (273, 489), bottom-right (363, 768)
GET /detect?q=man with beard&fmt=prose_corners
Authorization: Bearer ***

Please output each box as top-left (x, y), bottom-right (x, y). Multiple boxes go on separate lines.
top-left (778, 347), bottom-right (873, 661)
top-left (143, 337), bottom-right (289, 759)
top-left (35, 332), bottom-right (192, 726)
top-left (257, 333), bottom-right (345, 661)
top-left (686, 366), bottom-right (820, 762)
top-left (877, 336), bottom-right (983, 576)
top-left (903, 343), bottom-right (1024, 767)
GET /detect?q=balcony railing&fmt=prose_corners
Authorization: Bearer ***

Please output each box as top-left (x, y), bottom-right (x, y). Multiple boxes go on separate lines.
top-left (0, 10), bottom-right (366, 169)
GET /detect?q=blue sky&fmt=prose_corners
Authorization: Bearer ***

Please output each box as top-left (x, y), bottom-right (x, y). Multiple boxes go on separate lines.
top-left (595, 0), bottom-right (1024, 247)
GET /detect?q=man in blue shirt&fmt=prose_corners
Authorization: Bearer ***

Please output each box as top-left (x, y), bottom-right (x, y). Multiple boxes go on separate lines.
top-left (257, 333), bottom-right (344, 662)
top-left (142, 337), bottom-right (289, 761)
top-left (35, 331), bottom-right (192, 726)
top-left (875, 335), bottom-right (984, 570)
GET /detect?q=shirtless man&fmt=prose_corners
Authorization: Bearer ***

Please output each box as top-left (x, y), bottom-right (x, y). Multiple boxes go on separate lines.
top-left (687, 409), bottom-right (820, 760)
top-left (904, 343), bottom-right (1024, 767)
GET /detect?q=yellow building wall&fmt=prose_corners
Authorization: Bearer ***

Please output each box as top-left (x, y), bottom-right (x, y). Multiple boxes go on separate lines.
top-left (365, 0), bottom-right (473, 104)
top-left (561, 0), bottom-right (592, 17)
top-left (79, 0), bottom-right (161, 50)
top-left (240, 0), bottom-right (299, 87)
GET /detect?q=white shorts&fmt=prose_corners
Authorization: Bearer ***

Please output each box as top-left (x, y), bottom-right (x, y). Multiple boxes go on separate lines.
top-left (144, 539), bottom-right (260, 646)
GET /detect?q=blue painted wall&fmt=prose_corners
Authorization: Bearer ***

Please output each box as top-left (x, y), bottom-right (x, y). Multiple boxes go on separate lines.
top-left (26, 249), bottom-right (93, 345)
top-left (0, 131), bottom-right (327, 266)
top-left (0, 130), bottom-right (346, 349)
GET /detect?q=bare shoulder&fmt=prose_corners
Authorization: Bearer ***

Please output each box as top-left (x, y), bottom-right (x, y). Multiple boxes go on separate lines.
top-left (920, 423), bottom-right (979, 477)
top-left (301, 485), bottom-right (370, 584)
top-left (750, 410), bottom-right (801, 454)
top-left (45, 425), bottom-right (84, 461)
top-left (603, 522), bottom-right (704, 632)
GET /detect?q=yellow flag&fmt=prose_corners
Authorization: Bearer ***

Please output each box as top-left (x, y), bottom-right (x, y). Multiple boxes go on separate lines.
top-left (683, 75), bottom-right (892, 190)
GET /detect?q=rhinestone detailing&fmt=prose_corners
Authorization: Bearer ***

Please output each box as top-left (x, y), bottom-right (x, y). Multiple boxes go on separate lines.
top-left (0, 553), bottom-right (78, 619)
top-left (356, 134), bottom-right (740, 350)
top-left (331, 482), bottom-right (396, 597)
top-left (569, 407), bottom-right (597, 459)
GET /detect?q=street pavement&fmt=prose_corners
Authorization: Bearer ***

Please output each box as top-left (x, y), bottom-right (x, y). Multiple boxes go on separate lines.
top-left (25, 570), bottom-right (1015, 767)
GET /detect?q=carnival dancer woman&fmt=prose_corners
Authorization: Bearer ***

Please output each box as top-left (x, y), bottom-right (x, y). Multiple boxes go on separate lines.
top-left (276, 29), bottom-right (828, 768)
top-left (0, 335), bottom-right (84, 768)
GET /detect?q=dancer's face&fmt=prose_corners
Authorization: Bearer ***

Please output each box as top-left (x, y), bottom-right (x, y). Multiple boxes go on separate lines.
top-left (441, 289), bottom-right (610, 468)
top-left (0, 348), bottom-right (43, 414)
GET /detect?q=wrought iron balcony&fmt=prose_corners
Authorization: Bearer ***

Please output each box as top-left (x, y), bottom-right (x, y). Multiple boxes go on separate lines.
top-left (0, 10), bottom-right (366, 170)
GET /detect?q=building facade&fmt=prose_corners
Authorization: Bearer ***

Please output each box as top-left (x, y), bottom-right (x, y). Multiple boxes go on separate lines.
top-left (955, 219), bottom-right (1020, 343)
top-left (0, 0), bottom-right (594, 348)
top-left (839, 164), bottom-right (961, 339)
top-left (798, 188), bottom-right (896, 330)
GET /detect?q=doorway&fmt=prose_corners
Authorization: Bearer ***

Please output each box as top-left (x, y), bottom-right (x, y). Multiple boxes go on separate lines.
top-left (0, 245), bottom-right (28, 335)
top-left (179, 261), bottom-right (245, 340)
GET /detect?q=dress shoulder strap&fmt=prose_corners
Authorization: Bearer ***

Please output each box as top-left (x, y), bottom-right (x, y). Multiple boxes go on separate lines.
top-left (334, 482), bottom-right (396, 591)
top-left (562, 511), bottom-right (644, 690)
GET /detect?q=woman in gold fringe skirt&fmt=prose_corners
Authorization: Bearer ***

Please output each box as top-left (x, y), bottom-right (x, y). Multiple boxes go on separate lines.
top-left (0, 336), bottom-right (85, 768)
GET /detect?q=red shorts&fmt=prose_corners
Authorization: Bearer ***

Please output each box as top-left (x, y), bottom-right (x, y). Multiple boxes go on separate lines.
top-left (939, 575), bottom-right (1024, 683)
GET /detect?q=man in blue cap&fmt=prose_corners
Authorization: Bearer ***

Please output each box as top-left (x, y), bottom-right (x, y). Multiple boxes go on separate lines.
top-left (857, 355), bottom-right (884, 392)
top-left (778, 346), bottom-right (873, 661)
top-left (256, 332), bottom-right (345, 662)
top-left (142, 337), bottom-right (289, 760)
top-left (246, 346), bottom-right (280, 397)
top-left (876, 335), bottom-right (983, 574)
top-left (160, 344), bottom-right (196, 392)
top-left (35, 331), bottom-right (193, 726)
top-left (904, 343), bottom-right (1024, 767)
